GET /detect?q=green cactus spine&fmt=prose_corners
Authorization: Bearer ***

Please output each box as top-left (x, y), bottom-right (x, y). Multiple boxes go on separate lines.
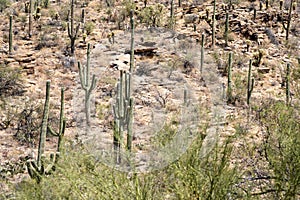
top-left (212, 0), bottom-right (216, 48)
top-left (68, 0), bottom-right (80, 55)
top-left (9, 15), bottom-right (13, 54)
top-left (224, 11), bottom-right (229, 46)
top-left (227, 52), bottom-right (233, 103)
top-left (247, 59), bottom-right (254, 105)
top-left (286, 63), bottom-right (290, 106)
top-left (48, 87), bottom-right (66, 153)
top-left (200, 33), bottom-right (205, 74)
top-left (253, 8), bottom-right (256, 21)
top-left (78, 43), bottom-right (97, 126)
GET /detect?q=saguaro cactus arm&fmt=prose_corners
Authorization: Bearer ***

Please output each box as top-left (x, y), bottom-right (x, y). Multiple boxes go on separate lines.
top-left (48, 87), bottom-right (66, 152)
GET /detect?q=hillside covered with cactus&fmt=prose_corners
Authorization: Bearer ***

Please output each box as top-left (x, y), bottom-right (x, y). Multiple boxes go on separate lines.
top-left (0, 0), bottom-right (300, 199)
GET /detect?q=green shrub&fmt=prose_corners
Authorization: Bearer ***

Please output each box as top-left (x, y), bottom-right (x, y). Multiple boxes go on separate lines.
top-left (259, 101), bottom-right (300, 199)
top-left (0, 0), bottom-right (10, 12)
top-left (0, 65), bottom-right (23, 97)
top-left (138, 3), bottom-right (166, 27)
top-left (84, 22), bottom-right (95, 35)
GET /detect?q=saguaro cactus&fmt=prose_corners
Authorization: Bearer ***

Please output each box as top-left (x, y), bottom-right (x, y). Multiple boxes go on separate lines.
top-left (282, 0), bottom-right (294, 41)
top-left (212, 0), bottom-right (216, 48)
top-left (48, 87), bottom-right (66, 152)
top-left (247, 59), bottom-right (254, 105)
top-left (78, 43), bottom-right (97, 126)
top-left (68, 0), bottom-right (80, 55)
top-left (9, 15), bottom-right (13, 54)
top-left (227, 52), bottom-right (233, 103)
top-left (200, 33), bottom-right (205, 74)
top-left (28, 0), bottom-right (33, 38)
top-left (170, 0), bottom-right (175, 29)
top-left (26, 81), bottom-right (57, 183)
top-left (113, 71), bottom-right (133, 162)
top-left (286, 63), bottom-right (290, 106)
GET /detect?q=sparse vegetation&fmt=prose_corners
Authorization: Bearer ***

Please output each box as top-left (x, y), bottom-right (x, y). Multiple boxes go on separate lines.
top-left (0, 0), bottom-right (299, 199)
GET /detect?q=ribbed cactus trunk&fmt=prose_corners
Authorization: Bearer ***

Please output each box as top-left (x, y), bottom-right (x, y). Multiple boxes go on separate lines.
top-left (37, 80), bottom-right (51, 167)
top-left (29, 0), bottom-right (33, 38)
top-left (9, 15), bottom-right (13, 54)
top-left (170, 0), bottom-right (175, 29)
top-left (247, 59), bottom-right (254, 105)
top-left (284, 0), bottom-right (293, 41)
top-left (212, 0), bottom-right (216, 48)
top-left (286, 63), bottom-right (290, 106)
top-left (200, 33), bottom-right (205, 74)
top-left (68, 0), bottom-right (80, 55)
top-left (227, 52), bottom-right (233, 103)
top-left (78, 43), bottom-right (97, 127)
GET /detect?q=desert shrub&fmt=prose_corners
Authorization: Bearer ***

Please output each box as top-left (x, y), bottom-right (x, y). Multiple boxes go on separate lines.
top-left (14, 102), bottom-right (43, 145)
top-left (12, 124), bottom-right (241, 199)
top-left (84, 21), bottom-right (95, 35)
top-left (0, 0), bottom-right (10, 12)
top-left (138, 3), bottom-right (166, 27)
top-left (0, 65), bottom-right (23, 97)
top-left (258, 101), bottom-right (300, 198)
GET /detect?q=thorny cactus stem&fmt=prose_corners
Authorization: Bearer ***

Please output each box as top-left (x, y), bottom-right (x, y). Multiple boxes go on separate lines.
top-left (9, 15), bottom-right (13, 54)
top-left (212, 0), bottom-right (216, 48)
top-left (247, 59), bottom-right (254, 105)
top-left (200, 33), bottom-right (205, 74)
top-left (227, 52), bottom-right (233, 103)
top-left (48, 87), bottom-right (66, 153)
top-left (286, 63), bottom-right (291, 106)
top-left (78, 43), bottom-right (97, 127)
top-left (37, 80), bottom-right (51, 167)
top-left (67, 0), bottom-right (80, 55)
top-left (28, 0), bottom-right (33, 38)
top-left (282, 0), bottom-right (294, 41)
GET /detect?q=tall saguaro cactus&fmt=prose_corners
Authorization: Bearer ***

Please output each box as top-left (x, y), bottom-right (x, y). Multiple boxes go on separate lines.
top-left (26, 81), bottom-right (65, 183)
top-left (28, 0), bottom-right (33, 38)
top-left (227, 52), bottom-right (233, 103)
top-left (113, 71), bottom-right (133, 162)
top-left (78, 43), bottom-right (97, 126)
top-left (212, 0), bottom-right (216, 48)
top-left (170, 0), bottom-right (175, 29)
top-left (200, 33), bottom-right (205, 74)
top-left (282, 0), bottom-right (294, 41)
top-left (9, 15), bottom-right (13, 54)
top-left (247, 59), bottom-right (254, 105)
top-left (286, 63), bottom-right (290, 106)
top-left (68, 0), bottom-right (80, 55)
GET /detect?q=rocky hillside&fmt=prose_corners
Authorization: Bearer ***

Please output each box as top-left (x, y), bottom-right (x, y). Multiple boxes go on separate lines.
top-left (0, 0), bottom-right (299, 197)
